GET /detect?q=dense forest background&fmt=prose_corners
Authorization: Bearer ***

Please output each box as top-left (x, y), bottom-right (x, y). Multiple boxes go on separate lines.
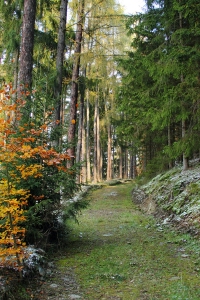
top-left (0, 0), bottom-right (200, 265)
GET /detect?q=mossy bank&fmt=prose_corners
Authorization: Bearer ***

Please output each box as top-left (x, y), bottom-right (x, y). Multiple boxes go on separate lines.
top-left (133, 164), bottom-right (200, 237)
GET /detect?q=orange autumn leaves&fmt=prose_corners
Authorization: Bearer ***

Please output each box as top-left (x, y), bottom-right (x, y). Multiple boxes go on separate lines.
top-left (0, 87), bottom-right (70, 268)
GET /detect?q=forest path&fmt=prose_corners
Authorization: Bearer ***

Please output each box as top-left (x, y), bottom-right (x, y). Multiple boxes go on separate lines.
top-left (37, 183), bottom-right (200, 300)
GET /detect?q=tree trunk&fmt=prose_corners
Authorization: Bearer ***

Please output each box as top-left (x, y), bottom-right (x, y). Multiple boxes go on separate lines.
top-left (107, 124), bottom-right (112, 180)
top-left (99, 147), bottom-right (103, 181)
top-left (168, 122), bottom-right (173, 169)
top-left (124, 147), bottom-right (128, 179)
top-left (182, 118), bottom-right (189, 170)
top-left (81, 105), bottom-right (86, 183)
top-left (96, 97), bottom-right (101, 182)
top-left (112, 132), bottom-right (115, 178)
top-left (19, 0), bottom-right (36, 88)
top-left (86, 90), bottom-right (91, 182)
top-left (179, 7), bottom-right (189, 170)
top-left (119, 146), bottom-right (123, 179)
top-left (13, 48), bottom-right (20, 102)
top-left (76, 89), bottom-right (84, 183)
top-left (76, 73), bottom-right (86, 182)
top-left (129, 153), bottom-right (133, 179)
top-left (67, 0), bottom-right (84, 167)
top-left (93, 94), bottom-right (98, 183)
top-left (54, 0), bottom-right (68, 146)
top-left (129, 144), bottom-right (137, 179)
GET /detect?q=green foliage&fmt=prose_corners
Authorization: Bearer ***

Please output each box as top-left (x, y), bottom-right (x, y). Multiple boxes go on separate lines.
top-left (64, 199), bottom-right (90, 224)
top-left (187, 182), bottom-right (200, 195)
top-left (116, 0), bottom-right (200, 173)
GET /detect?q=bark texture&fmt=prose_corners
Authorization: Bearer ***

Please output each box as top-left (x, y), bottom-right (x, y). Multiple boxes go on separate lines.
top-left (54, 0), bottom-right (68, 124)
top-left (86, 91), bottom-right (91, 182)
top-left (19, 0), bottom-right (36, 87)
top-left (67, 0), bottom-right (84, 166)
top-left (107, 124), bottom-right (112, 180)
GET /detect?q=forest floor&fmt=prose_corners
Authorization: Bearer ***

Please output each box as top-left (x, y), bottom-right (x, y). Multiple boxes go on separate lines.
top-left (14, 180), bottom-right (200, 300)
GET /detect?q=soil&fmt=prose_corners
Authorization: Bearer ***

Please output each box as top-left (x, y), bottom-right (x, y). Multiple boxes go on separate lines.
top-left (31, 265), bottom-right (83, 300)
top-left (2, 253), bottom-right (83, 300)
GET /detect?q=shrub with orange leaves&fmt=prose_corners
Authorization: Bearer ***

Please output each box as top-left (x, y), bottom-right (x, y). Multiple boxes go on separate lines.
top-left (0, 86), bottom-right (77, 270)
top-left (0, 88), bottom-right (44, 270)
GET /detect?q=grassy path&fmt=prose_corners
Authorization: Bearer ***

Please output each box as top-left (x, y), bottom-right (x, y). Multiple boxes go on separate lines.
top-left (59, 183), bottom-right (200, 300)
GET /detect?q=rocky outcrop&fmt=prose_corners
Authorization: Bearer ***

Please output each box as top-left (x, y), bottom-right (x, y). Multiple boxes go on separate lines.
top-left (132, 187), bottom-right (147, 205)
top-left (132, 187), bottom-right (157, 214)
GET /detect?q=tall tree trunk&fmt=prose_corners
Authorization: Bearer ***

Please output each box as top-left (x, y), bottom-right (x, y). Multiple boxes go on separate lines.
top-left (76, 101), bottom-right (83, 183)
top-left (12, 48), bottom-right (20, 123)
top-left (76, 89), bottom-right (84, 183)
top-left (19, 0), bottom-right (36, 88)
top-left (81, 105), bottom-right (86, 183)
top-left (93, 95), bottom-right (97, 183)
top-left (129, 153), bottom-right (133, 179)
top-left (96, 96), bottom-right (101, 182)
top-left (86, 90), bottom-right (91, 182)
top-left (54, 0), bottom-right (68, 146)
top-left (179, 6), bottom-right (189, 170)
top-left (168, 122), bottom-right (173, 169)
top-left (99, 147), bottom-right (103, 181)
top-left (67, 0), bottom-right (84, 166)
top-left (124, 147), bottom-right (128, 179)
top-left (112, 130), bottom-right (115, 178)
top-left (119, 145), bottom-right (123, 179)
top-left (131, 154), bottom-right (137, 178)
top-left (13, 48), bottom-right (20, 102)
top-left (76, 108), bottom-right (83, 166)
top-left (129, 144), bottom-right (137, 179)
top-left (182, 118), bottom-right (189, 170)
top-left (76, 72), bottom-right (86, 182)
top-left (107, 124), bottom-right (112, 180)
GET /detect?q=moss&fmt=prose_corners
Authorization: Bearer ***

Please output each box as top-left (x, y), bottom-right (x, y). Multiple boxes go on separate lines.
top-left (188, 182), bottom-right (200, 195)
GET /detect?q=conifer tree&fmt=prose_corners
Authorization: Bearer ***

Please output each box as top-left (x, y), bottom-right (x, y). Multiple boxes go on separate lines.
top-left (0, 0), bottom-right (22, 86)
top-left (117, 0), bottom-right (200, 175)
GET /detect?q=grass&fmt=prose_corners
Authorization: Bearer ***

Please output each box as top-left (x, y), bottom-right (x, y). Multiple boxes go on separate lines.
top-left (58, 183), bottom-right (200, 300)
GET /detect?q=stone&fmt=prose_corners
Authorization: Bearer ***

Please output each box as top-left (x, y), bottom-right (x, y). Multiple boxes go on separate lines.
top-left (68, 294), bottom-right (82, 299)
top-left (49, 283), bottom-right (59, 288)
top-left (181, 254), bottom-right (190, 258)
top-left (169, 276), bottom-right (180, 281)
top-left (162, 217), bottom-right (170, 225)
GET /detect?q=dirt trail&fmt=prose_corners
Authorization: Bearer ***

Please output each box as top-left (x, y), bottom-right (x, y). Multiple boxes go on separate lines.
top-left (32, 183), bottom-right (200, 300)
